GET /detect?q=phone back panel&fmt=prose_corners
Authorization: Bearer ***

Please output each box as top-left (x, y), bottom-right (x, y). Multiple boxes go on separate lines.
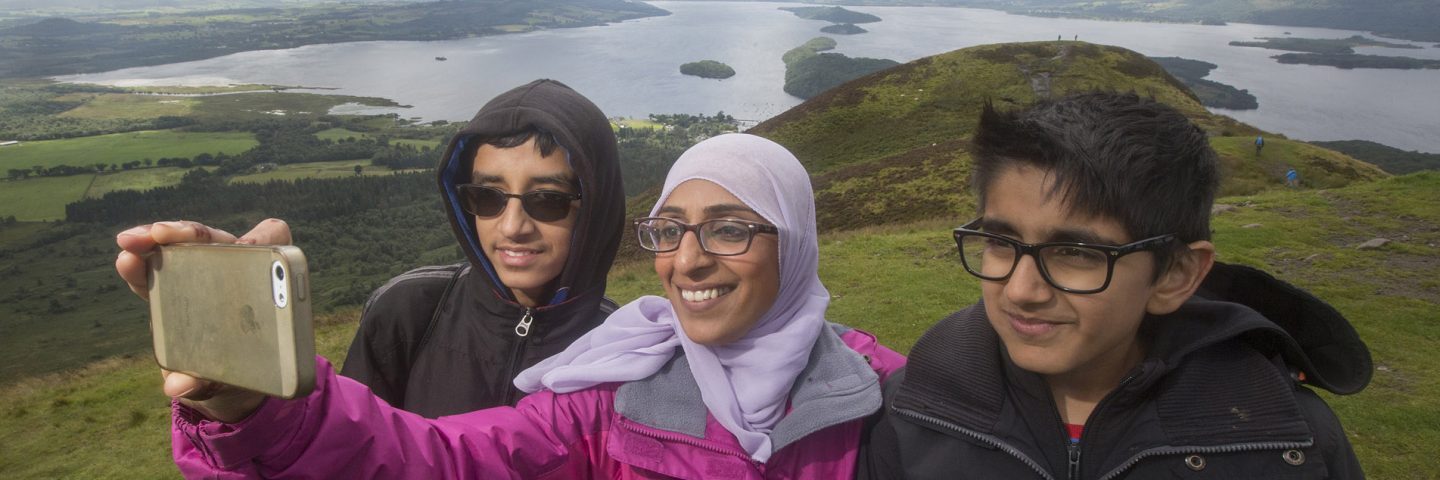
top-left (148, 244), bottom-right (315, 398)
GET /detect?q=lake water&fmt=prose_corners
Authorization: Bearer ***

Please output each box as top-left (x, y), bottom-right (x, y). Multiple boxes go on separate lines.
top-left (57, 1), bottom-right (1440, 153)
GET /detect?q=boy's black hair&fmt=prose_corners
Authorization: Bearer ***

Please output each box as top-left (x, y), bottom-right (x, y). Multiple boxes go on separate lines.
top-left (462, 128), bottom-right (569, 187)
top-left (464, 128), bottom-right (563, 163)
top-left (481, 128), bottom-right (561, 157)
top-left (970, 91), bottom-right (1219, 276)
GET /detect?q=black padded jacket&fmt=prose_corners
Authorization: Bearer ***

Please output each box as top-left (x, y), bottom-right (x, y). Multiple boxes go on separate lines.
top-left (860, 262), bottom-right (1371, 479)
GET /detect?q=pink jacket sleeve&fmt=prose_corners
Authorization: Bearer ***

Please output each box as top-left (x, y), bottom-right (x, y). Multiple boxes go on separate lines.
top-left (171, 357), bottom-right (615, 479)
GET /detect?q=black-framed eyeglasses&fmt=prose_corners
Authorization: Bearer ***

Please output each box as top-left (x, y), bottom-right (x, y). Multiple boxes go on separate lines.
top-left (952, 218), bottom-right (1177, 294)
top-left (456, 184), bottom-right (581, 222)
top-left (633, 217), bottom-right (779, 256)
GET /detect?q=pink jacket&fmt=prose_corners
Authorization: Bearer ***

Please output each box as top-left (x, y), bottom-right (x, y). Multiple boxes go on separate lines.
top-left (172, 324), bottom-right (905, 479)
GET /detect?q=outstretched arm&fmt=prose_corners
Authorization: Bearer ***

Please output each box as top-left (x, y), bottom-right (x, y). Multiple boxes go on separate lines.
top-left (172, 357), bottom-right (614, 479)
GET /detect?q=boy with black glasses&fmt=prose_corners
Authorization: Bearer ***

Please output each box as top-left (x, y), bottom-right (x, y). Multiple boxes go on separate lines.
top-left (862, 92), bottom-right (1369, 479)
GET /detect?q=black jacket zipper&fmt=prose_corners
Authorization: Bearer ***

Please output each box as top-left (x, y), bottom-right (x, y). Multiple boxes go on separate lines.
top-left (501, 307), bottom-right (534, 405)
top-left (893, 406), bottom-right (1058, 480)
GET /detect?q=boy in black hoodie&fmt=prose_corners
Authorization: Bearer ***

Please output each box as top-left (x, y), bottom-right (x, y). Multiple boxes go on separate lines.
top-left (862, 92), bottom-right (1369, 479)
top-left (339, 79), bottom-right (626, 417)
top-left (115, 80), bottom-right (625, 418)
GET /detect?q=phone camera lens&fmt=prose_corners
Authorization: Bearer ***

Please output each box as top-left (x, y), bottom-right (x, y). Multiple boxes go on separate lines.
top-left (275, 265), bottom-right (285, 281)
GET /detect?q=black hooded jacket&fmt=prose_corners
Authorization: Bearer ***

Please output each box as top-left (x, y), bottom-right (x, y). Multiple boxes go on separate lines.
top-left (861, 262), bottom-right (1371, 479)
top-left (339, 80), bottom-right (625, 418)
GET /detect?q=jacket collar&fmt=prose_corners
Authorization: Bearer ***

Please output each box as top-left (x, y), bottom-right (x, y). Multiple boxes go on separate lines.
top-left (446, 265), bottom-right (606, 343)
top-left (613, 323), bottom-right (881, 453)
top-left (894, 298), bottom-right (1319, 472)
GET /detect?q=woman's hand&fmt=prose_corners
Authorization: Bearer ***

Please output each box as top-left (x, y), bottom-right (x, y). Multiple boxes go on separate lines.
top-left (163, 370), bottom-right (268, 423)
top-left (115, 218), bottom-right (292, 300)
top-left (115, 218), bottom-right (292, 422)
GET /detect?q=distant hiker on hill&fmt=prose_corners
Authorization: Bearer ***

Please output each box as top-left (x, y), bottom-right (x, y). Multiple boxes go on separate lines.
top-left (861, 92), bottom-right (1369, 479)
top-left (1255, 134), bottom-right (1265, 156)
top-left (1287, 167), bottom-right (1300, 188)
top-left (115, 79), bottom-right (628, 419)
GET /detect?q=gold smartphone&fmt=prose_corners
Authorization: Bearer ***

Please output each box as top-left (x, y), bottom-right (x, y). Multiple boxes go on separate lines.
top-left (147, 243), bottom-right (315, 398)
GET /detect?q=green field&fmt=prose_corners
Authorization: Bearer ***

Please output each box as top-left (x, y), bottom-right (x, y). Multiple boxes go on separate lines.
top-left (85, 167), bottom-right (193, 199)
top-left (0, 176), bottom-right (94, 221)
top-left (227, 160), bottom-right (420, 185)
top-left (0, 130), bottom-right (256, 171)
top-left (613, 118), bottom-right (664, 131)
top-left (314, 128), bottom-right (439, 150)
top-left (191, 93), bottom-right (400, 123)
top-left (57, 93), bottom-right (197, 120)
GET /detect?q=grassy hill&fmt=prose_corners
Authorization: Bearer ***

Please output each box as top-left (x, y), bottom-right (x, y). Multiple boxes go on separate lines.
top-left (751, 41), bottom-right (1386, 230)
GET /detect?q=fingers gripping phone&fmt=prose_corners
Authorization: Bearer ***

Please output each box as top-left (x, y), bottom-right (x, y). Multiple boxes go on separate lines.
top-left (147, 244), bottom-right (315, 398)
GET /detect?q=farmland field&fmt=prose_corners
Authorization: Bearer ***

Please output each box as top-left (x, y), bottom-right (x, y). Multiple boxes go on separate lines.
top-left (57, 94), bottom-right (197, 120)
top-left (228, 159), bottom-right (420, 184)
top-left (0, 131), bottom-right (256, 170)
top-left (0, 176), bottom-right (94, 221)
top-left (315, 128), bottom-right (441, 150)
top-left (85, 167), bottom-right (193, 198)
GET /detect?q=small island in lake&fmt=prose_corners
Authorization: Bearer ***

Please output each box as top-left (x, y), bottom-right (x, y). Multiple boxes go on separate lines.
top-left (1149, 57), bottom-right (1258, 110)
top-left (680, 60), bottom-right (736, 79)
top-left (1274, 53), bottom-right (1440, 69)
top-left (781, 6), bottom-right (881, 24)
top-left (820, 23), bottom-right (867, 35)
top-left (1230, 35), bottom-right (1420, 54)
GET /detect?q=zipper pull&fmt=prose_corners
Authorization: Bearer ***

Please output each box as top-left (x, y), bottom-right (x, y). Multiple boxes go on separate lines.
top-left (514, 308), bottom-right (534, 337)
top-left (1068, 443), bottom-right (1081, 480)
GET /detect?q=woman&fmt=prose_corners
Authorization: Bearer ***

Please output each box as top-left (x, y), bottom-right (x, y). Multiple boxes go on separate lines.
top-left (169, 133), bottom-right (905, 479)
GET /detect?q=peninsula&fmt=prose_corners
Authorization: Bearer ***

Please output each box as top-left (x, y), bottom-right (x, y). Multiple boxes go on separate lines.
top-left (1150, 57), bottom-right (1258, 110)
top-left (781, 6), bottom-right (881, 24)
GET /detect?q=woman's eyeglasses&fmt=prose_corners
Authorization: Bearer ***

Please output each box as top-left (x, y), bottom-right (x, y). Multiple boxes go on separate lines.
top-left (633, 217), bottom-right (778, 256)
top-left (456, 184), bottom-right (581, 222)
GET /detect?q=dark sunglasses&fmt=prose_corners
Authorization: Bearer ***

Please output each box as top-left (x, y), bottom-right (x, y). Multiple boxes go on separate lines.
top-left (455, 184), bottom-right (581, 222)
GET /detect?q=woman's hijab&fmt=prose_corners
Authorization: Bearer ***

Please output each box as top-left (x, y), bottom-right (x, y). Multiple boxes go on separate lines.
top-left (513, 133), bottom-right (828, 462)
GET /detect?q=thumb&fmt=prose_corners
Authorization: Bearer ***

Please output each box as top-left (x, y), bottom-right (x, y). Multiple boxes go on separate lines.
top-left (162, 370), bottom-right (220, 400)
top-left (235, 218), bottom-right (292, 246)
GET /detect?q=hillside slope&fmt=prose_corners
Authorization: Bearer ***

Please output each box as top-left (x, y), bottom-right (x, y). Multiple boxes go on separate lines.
top-left (750, 41), bottom-right (1387, 231)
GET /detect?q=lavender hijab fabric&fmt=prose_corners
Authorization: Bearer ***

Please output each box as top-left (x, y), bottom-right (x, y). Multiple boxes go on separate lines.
top-left (512, 133), bottom-right (828, 462)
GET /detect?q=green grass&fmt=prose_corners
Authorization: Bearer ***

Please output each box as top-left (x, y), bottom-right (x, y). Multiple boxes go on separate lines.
top-left (227, 160), bottom-right (417, 184)
top-left (314, 128), bottom-right (439, 150)
top-left (192, 93), bottom-right (399, 123)
top-left (1210, 136), bottom-right (1387, 196)
top-left (0, 310), bottom-right (363, 478)
top-left (0, 176), bottom-right (94, 221)
top-left (613, 118), bottom-right (663, 131)
top-left (57, 93), bottom-right (197, 120)
top-left (85, 167), bottom-right (193, 198)
top-left (0, 130), bottom-right (256, 170)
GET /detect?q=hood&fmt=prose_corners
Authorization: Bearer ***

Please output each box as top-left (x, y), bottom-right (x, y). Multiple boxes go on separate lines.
top-left (435, 79), bottom-right (624, 306)
top-left (1192, 261), bottom-right (1372, 395)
